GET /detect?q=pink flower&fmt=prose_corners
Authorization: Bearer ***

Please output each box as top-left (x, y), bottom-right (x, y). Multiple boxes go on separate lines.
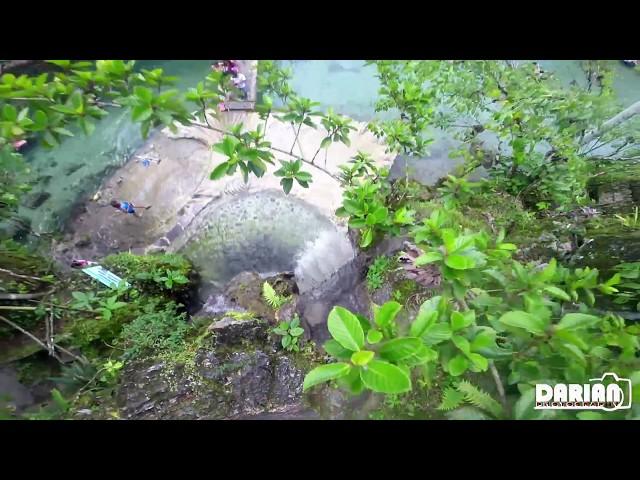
top-left (12, 140), bottom-right (27, 150)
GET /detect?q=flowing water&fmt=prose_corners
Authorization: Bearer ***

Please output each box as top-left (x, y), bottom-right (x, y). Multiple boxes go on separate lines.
top-left (174, 189), bottom-right (355, 296)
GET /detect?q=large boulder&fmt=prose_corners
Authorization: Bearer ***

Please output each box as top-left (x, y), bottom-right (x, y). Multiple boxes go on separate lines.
top-left (116, 312), bottom-right (310, 419)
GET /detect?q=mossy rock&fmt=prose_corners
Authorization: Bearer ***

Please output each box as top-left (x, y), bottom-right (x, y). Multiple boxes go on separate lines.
top-left (101, 252), bottom-right (196, 302)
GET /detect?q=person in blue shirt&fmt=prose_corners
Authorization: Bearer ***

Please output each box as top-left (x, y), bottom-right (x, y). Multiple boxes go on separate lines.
top-left (110, 199), bottom-right (151, 218)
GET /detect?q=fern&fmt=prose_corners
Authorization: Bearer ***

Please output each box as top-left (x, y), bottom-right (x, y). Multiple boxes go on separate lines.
top-left (438, 386), bottom-right (465, 411)
top-left (456, 380), bottom-right (504, 419)
top-left (262, 281), bottom-right (289, 310)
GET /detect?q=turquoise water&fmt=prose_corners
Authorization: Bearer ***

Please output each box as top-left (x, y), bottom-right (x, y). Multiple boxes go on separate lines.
top-left (17, 60), bottom-right (640, 234)
top-left (18, 61), bottom-right (212, 233)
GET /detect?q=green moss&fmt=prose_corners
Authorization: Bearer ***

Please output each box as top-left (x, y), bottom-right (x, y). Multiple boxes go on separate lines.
top-left (102, 252), bottom-right (194, 297)
top-left (589, 160), bottom-right (640, 185)
top-left (391, 279), bottom-right (421, 305)
top-left (69, 302), bottom-right (140, 349)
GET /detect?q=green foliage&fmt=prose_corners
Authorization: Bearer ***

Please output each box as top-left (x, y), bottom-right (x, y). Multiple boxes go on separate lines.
top-left (335, 154), bottom-right (414, 248)
top-left (102, 252), bottom-right (192, 295)
top-left (272, 315), bottom-right (305, 352)
top-left (262, 281), bottom-right (290, 310)
top-left (69, 299), bottom-right (137, 349)
top-left (304, 303), bottom-right (433, 395)
top-left (311, 107), bottom-right (357, 164)
top-left (614, 206), bottom-right (640, 229)
top-left (366, 255), bottom-right (395, 291)
top-left (437, 175), bottom-right (480, 208)
top-left (273, 158), bottom-right (313, 193)
top-left (306, 202), bottom-right (640, 419)
top-left (210, 124), bottom-right (276, 183)
top-left (611, 262), bottom-right (640, 311)
top-left (368, 60), bottom-right (632, 211)
top-left (119, 301), bottom-right (190, 360)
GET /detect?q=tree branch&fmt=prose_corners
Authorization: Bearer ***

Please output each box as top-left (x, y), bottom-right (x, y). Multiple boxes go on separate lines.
top-left (581, 100), bottom-right (640, 146)
top-left (191, 120), bottom-right (340, 181)
top-left (489, 361), bottom-right (507, 411)
top-left (0, 267), bottom-right (49, 283)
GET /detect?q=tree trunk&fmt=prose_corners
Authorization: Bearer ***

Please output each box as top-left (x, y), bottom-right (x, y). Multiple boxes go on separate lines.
top-left (581, 100), bottom-right (640, 146)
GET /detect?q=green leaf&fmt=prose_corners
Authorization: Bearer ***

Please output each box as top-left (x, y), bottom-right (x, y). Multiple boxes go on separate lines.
top-left (367, 329), bottom-right (383, 344)
top-left (445, 254), bottom-right (476, 270)
top-left (282, 335), bottom-right (292, 348)
top-left (327, 306), bottom-right (365, 352)
top-left (410, 310), bottom-right (437, 337)
top-left (52, 127), bottom-right (74, 137)
top-left (320, 136), bottom-right (332, 149)
top-left (421, 323), bottom-right (453, 345)
top-left (323, 339), bottom-right (352, 360)
top-left (447, 355), bottom-right (469, 376)
top-left (556, 313), bottom-right (601, 331)
top-left (351, 350), bottom-right (374, 366)
top-left (373, 301), bottom-right (402, 329)
top-left (378, 337), bottom-right (423, 362)
top-left (457, 380), bottom-right (503, 418)
top-left (467, 353), bottom-right (489, 371)
top-left (289, 327), bottom-right (304, 337)
top-left (450, 310), bottom-right (474, 331)
top-left (281, 177), bottom-right (293, 194)
top-left (134, 86), bottom-right (153, 103)
top-left (438, 387), bottom-right (465, 411)
top-left (132, 105), bottom-right (153, 122)
top-left (360, 228), bottom-right (374, 248)
top-left (303, 363), bottom-right (352, 391)
top-left (3, 104), bottom-right (17, 121)
top-left (498, 311), bottom-right (546, 336)
top-left (451, 335), bottom-right (471, 354)
top-left (51, 388), bottom-right (70, 412)
top-left (210, 162), bottom-right (229, 180)
top-left (415, 251), bottom-right (443, 266)
top-left (543, 286), bottom-right (571, 302)
top-left (513, 387), bottom-right (545, 420)
top-left (360, 360), bottom-right (411, 394)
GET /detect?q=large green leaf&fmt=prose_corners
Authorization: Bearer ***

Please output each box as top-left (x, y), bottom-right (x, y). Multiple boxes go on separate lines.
top-left (445, 254), bottom-right (476, 270)
top-left (280, 177), bottom-right (294, 194)
top-left (379, 337), bottom-right (423, 362)
top-left (543, 286), bottom-right (571, 302)
top-left (327, 306), bottom-right (364, 352)
top-left (410, 309), bottom-right (437, 337)
top-left (360, 360), bottom-right (411, 394)
top-left (498, 311), bottom-right (546, 336)
top-left (556, 313), bottom-right (601, 331)
top-left (415, 251), bottom-right (443, 266)
top-left (421, 323), bottom-right (453, 345)
top-left (323, 339), bottom-right (352, 360)
top-left (351, 350), bottom-right (374, 366)
top-left (303, 363), bottom-right (351, 391)
top-left (447, 355), bottom-right (469, 376)
top-left (210, 162), bottom-right (229, 180)
top-left (373, 301), bottom-right (402, 330)
top-left (131, 104), bottom-right (153, 122)
top-left (366, 329), bottom-right (383, 344)
top-left (450, 310), bottom-right (474, 331)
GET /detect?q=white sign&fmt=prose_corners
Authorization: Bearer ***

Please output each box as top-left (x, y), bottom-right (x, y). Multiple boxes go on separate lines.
top-left (535, 373), bottom-right (632, 411)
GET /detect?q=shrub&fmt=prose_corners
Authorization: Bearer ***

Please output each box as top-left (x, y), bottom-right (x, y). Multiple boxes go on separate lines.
top-left (119, 301), bottom-right (190, 360)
